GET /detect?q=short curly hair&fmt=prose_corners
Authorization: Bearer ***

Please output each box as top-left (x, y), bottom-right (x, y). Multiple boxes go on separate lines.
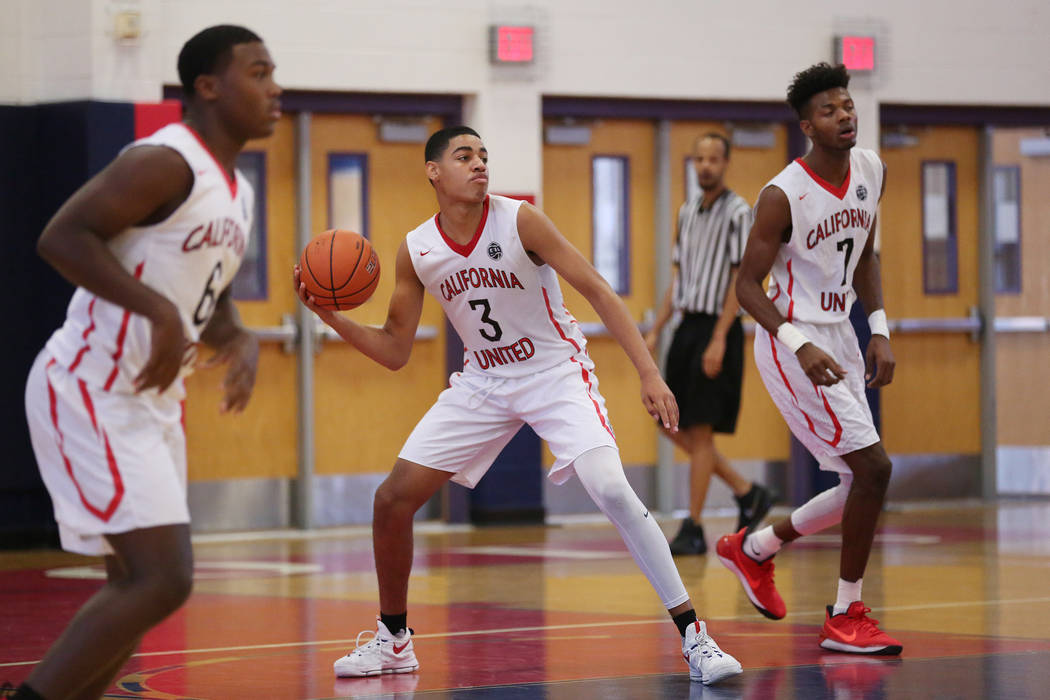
top-left (786, 63), bottom-right (851, 119)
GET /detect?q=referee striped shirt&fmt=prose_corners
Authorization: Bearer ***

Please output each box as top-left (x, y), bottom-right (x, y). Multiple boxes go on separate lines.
top-left (672, 189), bottom-right (752, 315)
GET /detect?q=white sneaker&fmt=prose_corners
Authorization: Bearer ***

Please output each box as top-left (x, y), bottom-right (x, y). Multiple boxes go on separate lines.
top-left (682, 620), bottom-right (742, 685)
top-left (333, 619), bottom-right (419, 677)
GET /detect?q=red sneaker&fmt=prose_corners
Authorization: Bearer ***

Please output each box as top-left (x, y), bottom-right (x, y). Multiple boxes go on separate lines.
top-left (715, 528), bottom-right (786, 620)
top-left (819, 602), bottom-right (903, 655)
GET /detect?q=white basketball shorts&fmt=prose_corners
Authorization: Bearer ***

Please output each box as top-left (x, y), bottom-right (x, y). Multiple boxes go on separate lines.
top-left (399, 353), bottom-right (618, 487)
top-left (754, 320), bottom-right (880, 474)
top-left (24, 350), bottom-right (190, 556)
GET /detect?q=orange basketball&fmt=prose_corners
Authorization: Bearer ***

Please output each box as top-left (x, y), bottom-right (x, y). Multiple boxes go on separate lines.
top-left (299, 230), bottom-right (380, 310)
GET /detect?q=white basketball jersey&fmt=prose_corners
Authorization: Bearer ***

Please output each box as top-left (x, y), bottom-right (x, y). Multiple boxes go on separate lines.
top-left (46, 123), bottom-right (253, 401)
top-left (407, 195), bottom-right (588, 378)
top-left (762, 148), bottom-right (883, 324)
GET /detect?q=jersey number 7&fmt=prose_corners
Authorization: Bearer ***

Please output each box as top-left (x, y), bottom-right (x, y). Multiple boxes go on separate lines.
top-left (836, 238), bottom-right (854, 286)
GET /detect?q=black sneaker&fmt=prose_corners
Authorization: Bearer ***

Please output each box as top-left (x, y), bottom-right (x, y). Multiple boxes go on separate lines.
top-left (735, 484), bottom-right (776, 533)
top-left (668, 517), bottom-right (707, 555)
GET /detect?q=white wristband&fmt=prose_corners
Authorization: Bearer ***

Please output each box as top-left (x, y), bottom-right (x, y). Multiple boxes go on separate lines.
top-left (868, 309), bottom-right (890, 339)
top-left (776, 322), bottom-right (810, 353)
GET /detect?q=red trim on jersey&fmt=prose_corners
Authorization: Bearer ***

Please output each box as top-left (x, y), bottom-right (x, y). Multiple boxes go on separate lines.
top-left (786, 259), bottom-right (795, 322)
top-left (542, 287), bottom-right (581, 353)
top-left (434, 196), bottom-right (489, 258)
top-left (768, 333), bottom-right (842, 448)
top-left (769, 280), bottom-right (782, 304)
top-left (68, 297), bottom-right (98, 372)
top-left (571, 357), bottom-right (616, 441)
top-left (178, 123), bottom-right (238, 199)
top-left (104, 261), bottom-right (145, 392)
top-left (542, 287), bottom-right (612, 439)
top-left (45, 360), bottom-right (125, 522)
top-left (794, 157), bottom-right (851, 200)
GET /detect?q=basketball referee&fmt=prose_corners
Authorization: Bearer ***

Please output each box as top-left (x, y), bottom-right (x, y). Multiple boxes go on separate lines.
top-left (646, 133), bottom-right (775, 555)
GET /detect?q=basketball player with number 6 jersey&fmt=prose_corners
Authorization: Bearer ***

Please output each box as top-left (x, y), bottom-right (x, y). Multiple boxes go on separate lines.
top-left (717, 62), bottom-right (902, 655)
top-left (17, 26), bottom-right (280, 700)
top-left (294, 126), bottom-right (742, 686)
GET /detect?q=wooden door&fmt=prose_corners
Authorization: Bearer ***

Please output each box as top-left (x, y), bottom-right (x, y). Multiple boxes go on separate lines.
top-left (879, 126), bottom-right (981, 456)
top-left (309, 114), bottom-right (449, 477)
top-left (184, 115), bottom-right (299, 483)
top-left (991, 127), bottom-right (1050, 486)
top-left (542, 119), bottom-right (656, 466)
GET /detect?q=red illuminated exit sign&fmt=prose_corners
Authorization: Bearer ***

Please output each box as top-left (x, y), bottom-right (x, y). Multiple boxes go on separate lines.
top-left (490, 25), bottom-right (534, 64)
top-left (835, 35), bottom-right (875, 72)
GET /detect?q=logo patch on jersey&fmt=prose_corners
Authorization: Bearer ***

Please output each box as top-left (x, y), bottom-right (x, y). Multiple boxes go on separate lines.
top-left (855, 184), bottom-right (868, 201)
top-left (487, 242), bottom-right (503, 261)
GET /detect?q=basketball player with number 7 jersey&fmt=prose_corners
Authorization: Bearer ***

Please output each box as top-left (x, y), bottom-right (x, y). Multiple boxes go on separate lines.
top-left (294, 126), bottom-right (743, 686)
top-left (717, 62), bottom-right (903, 655)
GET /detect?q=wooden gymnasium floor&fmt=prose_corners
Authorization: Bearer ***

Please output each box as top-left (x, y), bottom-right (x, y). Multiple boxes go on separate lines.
top-left (3, 500), bottom-right (1050, 699)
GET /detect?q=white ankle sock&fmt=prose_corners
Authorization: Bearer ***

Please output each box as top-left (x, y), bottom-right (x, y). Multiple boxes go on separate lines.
top-left (743, 526), bottom-right (783, 562)
top-left (833, 578), bottom-right (862, 614)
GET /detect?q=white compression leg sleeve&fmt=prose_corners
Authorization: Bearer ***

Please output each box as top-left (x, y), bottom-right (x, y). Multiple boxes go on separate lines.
top-left (789, 472), bottom-right (854, 536)
top-left (573, 446), bottom-right (689, 609)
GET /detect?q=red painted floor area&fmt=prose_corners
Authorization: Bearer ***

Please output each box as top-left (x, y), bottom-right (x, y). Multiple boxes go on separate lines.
top-left (3, 503), bottom-right (1050, 698)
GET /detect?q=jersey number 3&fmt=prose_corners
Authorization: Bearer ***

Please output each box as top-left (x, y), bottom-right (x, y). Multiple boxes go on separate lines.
top-left (468, 298), bottom-right (503, 342)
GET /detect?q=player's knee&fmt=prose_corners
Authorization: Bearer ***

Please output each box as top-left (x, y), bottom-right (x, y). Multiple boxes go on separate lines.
top-left (165, 565), bottom-right (194, 610)
top-left (593, 480), bottom-right (641, 521)
top-left (137, 560), bottom-right (193, 618)
top-left (373, 480), bottom-right (416, 522)
top-left (373, 482), bottom-right (397, 519)
top-left (853, 452), bottom-right (892, 491)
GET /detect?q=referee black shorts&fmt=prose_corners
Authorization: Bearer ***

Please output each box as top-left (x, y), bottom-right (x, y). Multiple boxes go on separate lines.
top-left (664, 313), bottom-right (744, 434)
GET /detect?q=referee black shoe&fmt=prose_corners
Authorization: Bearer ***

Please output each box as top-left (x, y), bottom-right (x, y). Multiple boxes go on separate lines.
top-left (669, 517), bottom-right (707, 555)
top-left (735, 484), bottom-right (776, 533)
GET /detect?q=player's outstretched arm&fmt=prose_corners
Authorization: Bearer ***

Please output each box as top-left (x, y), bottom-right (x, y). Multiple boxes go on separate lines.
top-left (516, 203), bottom-right (679, 431)
top-left (37, 145), bottom-right (195, 393)
top-left (199, 288), bottom-right (259, 413)
top-left (294, 240), bottom-right (424, 371)
top-left (738, 186), bottom-right (845, 386)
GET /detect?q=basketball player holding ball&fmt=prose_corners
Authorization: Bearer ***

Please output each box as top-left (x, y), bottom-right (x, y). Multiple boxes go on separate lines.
top-left (18, 26), bottom-right (280, 700)
top-left (294, 126), bottom-right (743, 686)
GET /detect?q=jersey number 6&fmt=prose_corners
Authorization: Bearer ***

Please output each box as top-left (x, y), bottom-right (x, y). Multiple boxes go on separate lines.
top-left (468, 298), bottom-right (503, 342)
top-left (193, 261), bottom-right (223, 328)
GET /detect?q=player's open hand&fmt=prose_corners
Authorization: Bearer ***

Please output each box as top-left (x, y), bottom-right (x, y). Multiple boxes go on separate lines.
top-left (864, 335), bottom-right (895, 388)
top-left (641, 370), bottom-right (679, 432)
top-left (293, 264), bottom-right (337, 323)
top-left (200, 330), bottom-right (259, 413)
top-left (135, 301), bottom-right (187, 394)
top-left (702, 335), bottom-right (726, 378)
top-left (796, 343), bottom-right (846, 386)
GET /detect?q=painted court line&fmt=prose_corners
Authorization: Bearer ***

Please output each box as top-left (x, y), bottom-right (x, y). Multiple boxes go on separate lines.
top-left (444, 545), bottom-right (624, 559)
top-left (4, 595), bottom-right (1050, 669)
